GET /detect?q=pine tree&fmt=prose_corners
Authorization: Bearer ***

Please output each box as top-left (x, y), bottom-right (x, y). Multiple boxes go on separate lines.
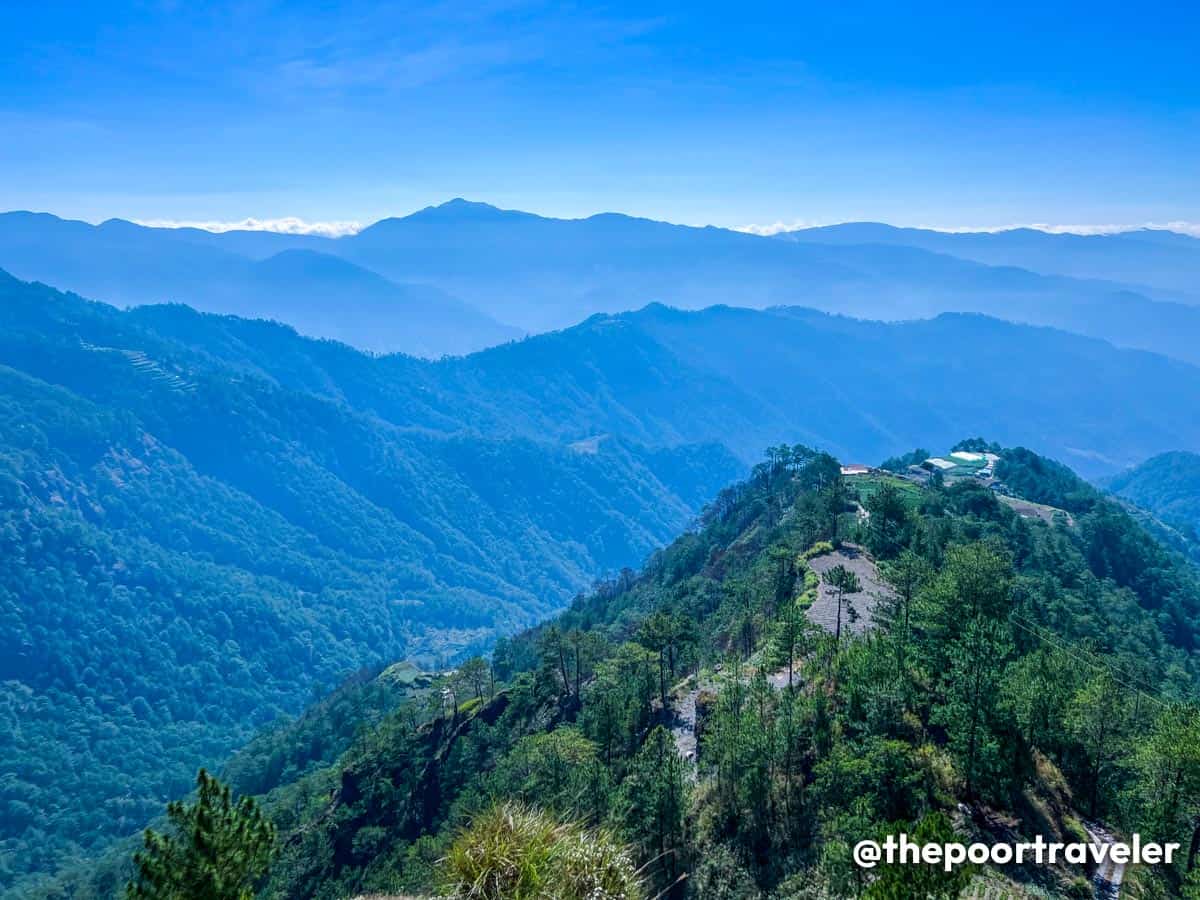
top-left (878, 550), bottom-right (930, 678)
top-left (617, 726), bottom-right (688, 889)
top-left (1067, 671), bottom-right (1131, 819)
top-left (934, 616), bottom-right (1012, 799)
top-left (822, 564), bottom-right (861, 645)
top-left (864, 481), bottom-right (908, 558)
top-left (126, 769), bottom-right (275, 900)
top-left (458, 656), bottom-right (491, 700)
top-left (921, 542), bottom-right (1016, 800)
top-left (1128, 704), bottom-right (1200, 868)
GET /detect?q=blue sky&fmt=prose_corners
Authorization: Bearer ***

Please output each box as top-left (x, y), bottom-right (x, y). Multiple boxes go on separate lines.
top-left (2, 1), bottom-right (1197, 233)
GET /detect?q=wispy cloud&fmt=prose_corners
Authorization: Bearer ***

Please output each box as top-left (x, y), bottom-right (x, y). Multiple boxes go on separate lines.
top-left (133, 217), bottom-right (362, 237)
top-left (734, 220), bottom-right (1200, 238)
top-left (252, 4), bottom-right (664, 100)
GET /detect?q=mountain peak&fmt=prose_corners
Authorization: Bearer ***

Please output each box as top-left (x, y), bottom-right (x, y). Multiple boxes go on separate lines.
top-left (97, 217), bottom-right (147, 232)
top-left (406, 198), bottom-right (534, 223)
top-left (353, 198), bottom-right (538, 237)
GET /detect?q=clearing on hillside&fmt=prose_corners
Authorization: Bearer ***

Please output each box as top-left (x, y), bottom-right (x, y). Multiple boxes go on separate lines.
top-left (804, 544), bottom-right (895, 637)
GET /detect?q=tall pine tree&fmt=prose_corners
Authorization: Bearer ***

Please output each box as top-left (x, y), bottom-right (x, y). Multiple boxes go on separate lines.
top-left (126, 769), bottom-right (275, 900)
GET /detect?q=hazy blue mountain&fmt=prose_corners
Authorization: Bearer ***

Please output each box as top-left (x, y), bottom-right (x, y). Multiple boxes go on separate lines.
top-left (0, 212), bottom-right (251, 304)
top-left (143, 223), bottom-right (330, 259)
top-left (0, 212), bottom-right (516, 357)
top-left (197, 249), bottom-right (520, 356)
top-left (456, 302), bottom-right (1200, 477)
top-left (331, 201), bottom-right (1200, 364)
top-left (6, 203), bottom-right (1200, 365)
top-left (1107, 450), bottom-right (1200, 532)
top-left (109, 293), bottom-right (1200, 480)
top-left (780, 221), bottom-right (1200, 301)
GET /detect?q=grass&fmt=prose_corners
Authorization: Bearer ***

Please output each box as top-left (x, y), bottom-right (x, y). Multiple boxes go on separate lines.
top-left (848, 473), bottom-right (923, 508)
top-left (800, 540), bottom-right (835, 561)
top-left (441, 802), bottom-right (643, 900)
top-left (457, 696), bottom-right (484, 716)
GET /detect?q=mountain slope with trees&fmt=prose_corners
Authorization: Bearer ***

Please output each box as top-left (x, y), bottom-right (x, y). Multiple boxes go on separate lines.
top-left (0, 273), bottom-right (740, 896)
top-left (4, 268), bottom-right (1200, 895)
top-left (1104, 453), bottom-right (1200, 561)
top-left (62, 443), bottom-right (1200, 900)
top-left (111, 294), bottom-right (1200, 479)
top-left (1107, 451), bottom-right (1200, 535)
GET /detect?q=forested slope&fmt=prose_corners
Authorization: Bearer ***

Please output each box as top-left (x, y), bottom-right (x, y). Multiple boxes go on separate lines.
top-left (1107, 451), bottom-right (1200, 534)
top-left (0, 273), bottom-right (739, 895)
top-left (123, 297), bottom-right (1200, 478)
top-left (6, 266), bottom-right (1200, 894)
top-left (87, 443), bottom-right (1200, 900)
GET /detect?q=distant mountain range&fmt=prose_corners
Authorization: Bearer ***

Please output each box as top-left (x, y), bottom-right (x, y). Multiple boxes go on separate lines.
top-left (3, 201), bottom-right (1200, 362)
top-left (778, 221), bottom-right (1200, 301)
top-left (0, 211), bottom-right (519, 357)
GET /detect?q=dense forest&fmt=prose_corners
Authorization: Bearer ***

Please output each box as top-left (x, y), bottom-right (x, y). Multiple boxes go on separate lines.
top-left (1108, 452), bottom-right (1200, 536)
top-left (7, 264), bottom-right (1200, 896)
top-left (50, 442), bottom-right (1200, 899)
top-left (0, 273), bottom-right (739, 897)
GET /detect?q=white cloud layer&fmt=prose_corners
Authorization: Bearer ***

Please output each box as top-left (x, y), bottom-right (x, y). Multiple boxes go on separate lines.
top-left (735, 220), bottom-right (1200, 238)
top-left (133, 217), bottom-right (362, 237)
top-left (135, 214), bottom-right (1200, 241)
top-left (923, 221), bottom-right (1200, 237)
top-left (734, 220), bottom-right (820, 236)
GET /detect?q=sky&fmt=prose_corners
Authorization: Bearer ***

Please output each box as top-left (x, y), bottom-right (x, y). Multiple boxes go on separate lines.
top-left (1, 1), bottom-right (1198, 234)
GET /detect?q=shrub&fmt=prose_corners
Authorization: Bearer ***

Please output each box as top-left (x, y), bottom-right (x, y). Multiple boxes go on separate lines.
top-left (1064, 875), bottom-right (1092, 898)
top-left (801, 541), bottom-right (835, 562)
top-left (441, 802), bottom-right (641, 900)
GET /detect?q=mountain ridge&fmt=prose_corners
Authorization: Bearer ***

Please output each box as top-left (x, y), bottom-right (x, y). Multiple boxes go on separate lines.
top-left (0, 213), bottom-right (517, 357)
top-left (1107, 450), bottom-right (1200, 535)
top-left (5, 205), bottom-right (1200, 364)
top-left (782, 220), bottom-right (1200, 299)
